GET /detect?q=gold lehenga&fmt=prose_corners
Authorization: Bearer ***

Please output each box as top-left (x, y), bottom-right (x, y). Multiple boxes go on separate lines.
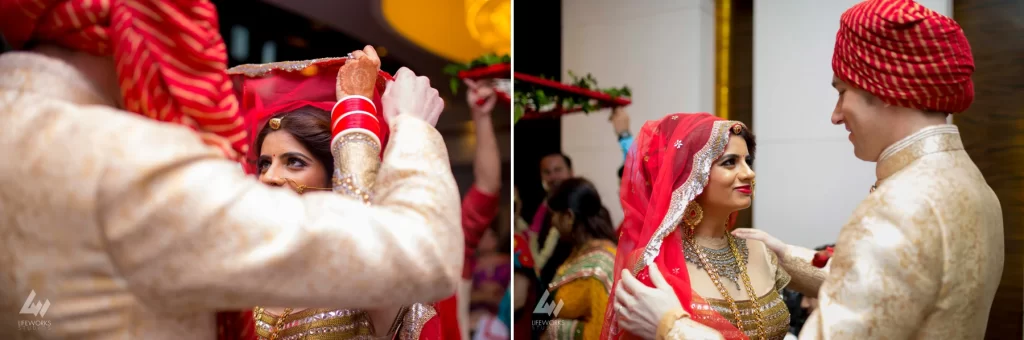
top-left (701, 285), bottom-right (790, 339)
top-left (253, 305), bottom-right (437, 340)
top-left (684, 233), bottom-right (791, 340)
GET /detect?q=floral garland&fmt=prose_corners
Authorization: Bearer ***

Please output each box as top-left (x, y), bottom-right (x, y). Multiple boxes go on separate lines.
top-left (443, 53), bottom-right (512, 94)
top-left (514, 71), bottom-right (631, 123)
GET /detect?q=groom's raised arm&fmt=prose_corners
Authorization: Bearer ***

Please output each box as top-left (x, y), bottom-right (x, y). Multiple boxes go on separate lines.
top-left (95, 110), bottom-right (463, 311)
top-left (799, 193), bottom-right (941, 339)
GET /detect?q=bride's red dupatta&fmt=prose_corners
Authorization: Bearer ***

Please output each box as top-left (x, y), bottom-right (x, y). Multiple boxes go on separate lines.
top-left (600, 113), bottom-right (750, 340)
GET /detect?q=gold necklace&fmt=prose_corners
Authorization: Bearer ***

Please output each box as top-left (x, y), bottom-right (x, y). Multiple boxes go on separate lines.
top-left (728, 233), bottom-right (768, 339)
top-left (686, 231), bottom-right (767, 339)
top-left (256, 307), bottom-right (293, 340)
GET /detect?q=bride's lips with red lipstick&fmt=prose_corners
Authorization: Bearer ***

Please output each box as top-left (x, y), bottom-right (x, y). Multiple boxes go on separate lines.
top-left (735, 185), bottom-right (752, 194)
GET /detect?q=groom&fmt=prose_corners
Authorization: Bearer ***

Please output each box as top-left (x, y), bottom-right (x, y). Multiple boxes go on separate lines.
top-left (775, 0), bottom-right (1004, 338)
top-left (0, 0), bottom-right (463, 338)
top-left (622, 1), bottom-right (1004, 339)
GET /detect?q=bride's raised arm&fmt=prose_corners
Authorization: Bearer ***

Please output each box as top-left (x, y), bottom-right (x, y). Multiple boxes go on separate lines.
top-left (330, 46), bottom-right (386, 201)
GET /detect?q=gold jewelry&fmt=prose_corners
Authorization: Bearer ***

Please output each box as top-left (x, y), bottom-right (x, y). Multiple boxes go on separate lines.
top-left (729, 233), bottom-right (770, 340)
top-left (686, 232), bottom-right (767, 340)
top-left (283, 178), bottom-right (332, 194)
top-left (682, 201), bottom-right (703, 233)
top-left (269, 117), bottom-right (283, 130)
top-left (731, 124), bottom-right (742, 134)
top-left (259, 307), bottom-right (293, 340)
top-left (751, 179), bottom-right (756, 198)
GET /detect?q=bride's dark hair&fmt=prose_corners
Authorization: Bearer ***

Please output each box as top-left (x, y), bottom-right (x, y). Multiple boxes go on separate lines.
top-left (547, 177), bottom-right (618, 245)
top-left (253, 105), bottom-right (334, 184)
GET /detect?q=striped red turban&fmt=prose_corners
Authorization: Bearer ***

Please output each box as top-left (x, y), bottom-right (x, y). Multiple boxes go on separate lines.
top-left (0, 0), bottom-right (248, 155)
top-left (833, 0), bottom-right (975, 113)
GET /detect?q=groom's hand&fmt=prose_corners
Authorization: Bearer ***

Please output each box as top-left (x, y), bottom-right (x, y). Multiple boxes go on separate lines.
top-left (381, 67), bottom-right (443, 127)
top-left (731, 228), bottom-right (787, 258)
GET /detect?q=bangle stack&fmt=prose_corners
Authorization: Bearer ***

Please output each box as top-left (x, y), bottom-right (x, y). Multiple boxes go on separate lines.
top-left (331, 95), bottom-right (382, 149)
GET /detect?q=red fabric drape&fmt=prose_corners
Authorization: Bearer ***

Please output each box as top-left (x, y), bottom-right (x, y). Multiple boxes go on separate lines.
top-left (227, 58), bottom-right (393, 174)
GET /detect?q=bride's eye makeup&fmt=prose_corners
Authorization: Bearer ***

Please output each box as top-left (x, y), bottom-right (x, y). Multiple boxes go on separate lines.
top-left (283, 152), bottom-right (311, 169)
top-left (257, 157), bottom-right (271, 174)
top-left (718, 154), bottom-right (753, 168)
top-left (719, 154), bottom-right (739, 167)
top-left (257, 152), bottom-right (312, 173)
top-left (288, 157), bottom-right (306, 168)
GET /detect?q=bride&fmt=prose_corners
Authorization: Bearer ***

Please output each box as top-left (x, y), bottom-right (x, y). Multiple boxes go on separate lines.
top-left (226, 46), bottom-right (454, 340)
top-left (602, 113), bottom-right (793, 340)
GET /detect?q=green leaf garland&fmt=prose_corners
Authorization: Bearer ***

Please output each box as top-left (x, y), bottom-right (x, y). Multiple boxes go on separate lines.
top-left (513, 71), bottom-right (631, 123)
top-left (444, 53), bottom-right (512, 95)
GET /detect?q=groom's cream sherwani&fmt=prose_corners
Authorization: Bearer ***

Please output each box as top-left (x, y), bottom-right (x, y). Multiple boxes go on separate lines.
top-left (0, 52), bottom-right (464, 339)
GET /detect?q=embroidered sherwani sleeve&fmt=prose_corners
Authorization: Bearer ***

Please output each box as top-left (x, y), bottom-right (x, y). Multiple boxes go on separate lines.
top-left (779, 245), bottom-right (827, 298)
top-left (799, 194), bottom-right (942, 339)
top-left (95, 113), bottom-right (463, 311)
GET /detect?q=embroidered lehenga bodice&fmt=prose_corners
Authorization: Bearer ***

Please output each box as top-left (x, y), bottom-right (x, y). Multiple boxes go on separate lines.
top-left (684, 235), bottom-right (791, 340)
top-left (254, 304), bottom-right (437, 340)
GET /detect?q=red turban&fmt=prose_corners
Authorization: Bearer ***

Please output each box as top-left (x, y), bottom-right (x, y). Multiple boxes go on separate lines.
top-left (833, 0), bottom-right (975, 113)
top-left (0, 0), bottom-right (248, 154)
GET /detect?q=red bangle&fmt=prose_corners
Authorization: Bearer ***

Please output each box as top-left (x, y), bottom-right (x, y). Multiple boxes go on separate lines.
top-left (332, 95), bottom-right (376, 122)
top-left (332, 112), bottom-right (381, 139)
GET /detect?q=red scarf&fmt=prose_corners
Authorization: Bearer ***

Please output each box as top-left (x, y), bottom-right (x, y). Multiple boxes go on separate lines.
top-left (602, 113), bottom-right (750, 340)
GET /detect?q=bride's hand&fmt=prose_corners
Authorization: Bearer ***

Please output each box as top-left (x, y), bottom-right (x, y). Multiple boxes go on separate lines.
top-left (731, 228), bottom-right (787, 257)
top-left (337, 45), bottom-right (382, 100)
top-left (615, 264), bottom-right (682, 340)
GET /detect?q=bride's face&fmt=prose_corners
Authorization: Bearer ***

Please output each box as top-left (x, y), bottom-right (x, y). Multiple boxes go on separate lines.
top-left (697, 135), bottom-right (755, 212)
top-left (258, 131), bottom-right (329, 193)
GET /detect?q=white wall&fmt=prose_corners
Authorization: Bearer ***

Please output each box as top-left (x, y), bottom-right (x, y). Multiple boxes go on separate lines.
top-left (562, 0), bottom-right (715, 225)
top-left (752, 0), bottom-right (952, 248)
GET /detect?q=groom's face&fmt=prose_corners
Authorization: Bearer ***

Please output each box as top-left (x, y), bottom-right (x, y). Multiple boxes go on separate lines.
top-left (830, 76), bottom-right (891, 162)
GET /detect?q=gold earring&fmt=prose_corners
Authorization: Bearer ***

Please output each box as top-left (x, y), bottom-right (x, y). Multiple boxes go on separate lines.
top-left (682, 201), bottom-right (703, 233)
top-left (751, 179), bottom-right (756, 198)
